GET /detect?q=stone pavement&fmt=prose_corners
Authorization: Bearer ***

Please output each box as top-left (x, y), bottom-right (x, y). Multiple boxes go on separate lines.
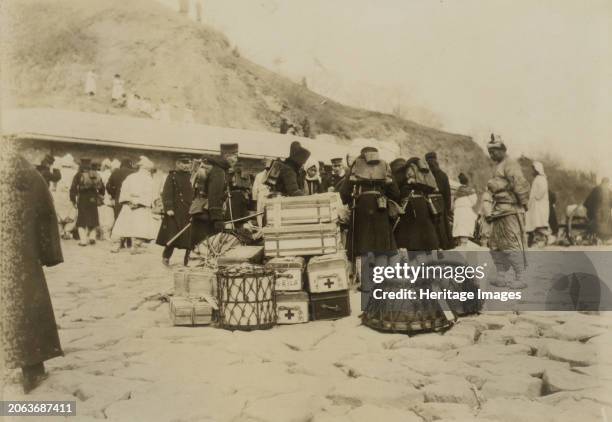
top-left (2, 240), bottom-right (612, 421)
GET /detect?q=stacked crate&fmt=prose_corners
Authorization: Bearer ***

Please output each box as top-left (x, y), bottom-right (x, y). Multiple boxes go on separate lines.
top-left (169, 268), bottom-right (217, 326)
top-left (262, 192), bottom-right (351, 321)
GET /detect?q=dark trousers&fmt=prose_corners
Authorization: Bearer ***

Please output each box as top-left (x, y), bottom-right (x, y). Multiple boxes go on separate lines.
top-left (163, 246), bottom-right (190, 266)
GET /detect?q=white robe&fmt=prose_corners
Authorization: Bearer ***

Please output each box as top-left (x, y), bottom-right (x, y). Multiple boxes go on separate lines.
top-left (526, 174), bottom-right (549, 232)
top-left (111, 169), bottom-right (158, 240)
top-left (452, 193), bottom-right (478, 238)
top-left (252, 170), bottom-right (270, 226)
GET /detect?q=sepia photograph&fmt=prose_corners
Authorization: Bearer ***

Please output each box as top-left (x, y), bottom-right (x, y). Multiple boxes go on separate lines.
top-left (0, 0), bottom-right (611, 421)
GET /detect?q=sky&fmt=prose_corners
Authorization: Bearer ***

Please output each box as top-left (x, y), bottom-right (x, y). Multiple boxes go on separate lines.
top-left (158, 0), bottom-right (611, 178)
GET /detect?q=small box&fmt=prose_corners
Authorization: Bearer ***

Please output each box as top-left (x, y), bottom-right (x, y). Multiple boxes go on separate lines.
top-left (307, 253), bottom-right (349, 293)
top-left (217, 246), bottom-right (264, 266)
top-left (169, 297), bottom-right (213, 326)
top-left (263, 223), bottom-right (342, 257)
top-left (309, 290), bottom-right (351, 321)
top-left (266, 256), bottom-right (305, 291)
top-left (275, 291), bottom-right (309, 324)
top-left (174, 268), bottom-right (216, 297)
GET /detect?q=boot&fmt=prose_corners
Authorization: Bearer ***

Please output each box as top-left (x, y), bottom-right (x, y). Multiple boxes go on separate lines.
top-left (88, 228), bottom-right (97, 245)
top-left (77, 227), bottom-right (88, 246)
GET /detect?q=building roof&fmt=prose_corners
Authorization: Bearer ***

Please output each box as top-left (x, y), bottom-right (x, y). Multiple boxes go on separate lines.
top-left (1, 108), bottom-right (353, 161)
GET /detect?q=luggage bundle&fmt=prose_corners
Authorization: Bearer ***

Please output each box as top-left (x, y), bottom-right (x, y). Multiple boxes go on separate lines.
top-left (261, 193), bottom-right (351, 323)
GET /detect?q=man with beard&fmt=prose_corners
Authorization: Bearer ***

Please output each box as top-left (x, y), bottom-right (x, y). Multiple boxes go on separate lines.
top-left (425, 151), bottom-right (453, 249)
top-left (486, 135), bottom-right (530, 289)
top-left (1, 151), bottom-right (64, 393)
top-left (156, 154), bottom-right (194, 266)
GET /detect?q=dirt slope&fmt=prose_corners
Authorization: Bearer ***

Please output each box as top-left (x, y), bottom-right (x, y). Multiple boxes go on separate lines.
top-left (1, 0), bottom-right (491, 185)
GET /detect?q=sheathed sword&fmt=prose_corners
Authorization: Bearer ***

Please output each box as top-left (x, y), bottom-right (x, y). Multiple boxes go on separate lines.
top-left (165, 211), bottom-right (264, 247)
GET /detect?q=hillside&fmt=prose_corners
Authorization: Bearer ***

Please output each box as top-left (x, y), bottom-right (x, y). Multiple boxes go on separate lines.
top-left (1, 0), bottom-right (492, 185)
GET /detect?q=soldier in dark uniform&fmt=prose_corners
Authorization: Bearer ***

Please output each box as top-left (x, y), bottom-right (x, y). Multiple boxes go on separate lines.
top-left (190, 154), bottom-right (229, 247)
top-left (156, 154), bottom-right (194, 266)
top-left (221, 143), bottom-right (250, 227)
top-left (274, 141), bottom-right (310, 196)
top-left (327, 157), bottom-right (346, 192)
top-left (391, 157), bottom-right (439, 254)
top-left (425, 151), bottom-right (453, 250)
top-left (35, 154), bottom-right (61, 188)
top-left (340, 147), bottom-right (400, 292)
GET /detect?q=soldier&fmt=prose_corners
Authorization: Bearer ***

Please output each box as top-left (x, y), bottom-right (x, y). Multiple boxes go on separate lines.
top-left (425, 151), bottom-right (453, 250)
top-left (35, 154), bottom-right (61, 188)
top-left (391, 157), bottom-right (439, 255)
top-left (221, 143), bottom-right (250, 227)
top-left (339, 147), bottom-right (400, 292)
top-left (156, 154), bottom-right (194, 266)
top-left (327, 157), bottom-right (346, 192)
top-left (486, 135), bottom-right (530, 289)
top-left (274, 141), bottom-right (310, 196)
top-left (190, 154), bottom-right (229, 247)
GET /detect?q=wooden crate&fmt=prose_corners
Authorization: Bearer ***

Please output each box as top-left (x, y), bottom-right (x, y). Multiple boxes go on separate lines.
top-left (264, 192), bottom-right (342, 227)
top-left (263, 223), bottom-right (342, 257)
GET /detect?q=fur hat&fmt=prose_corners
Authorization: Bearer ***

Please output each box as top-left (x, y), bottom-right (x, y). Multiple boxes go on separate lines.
top-left (289, 142), bottom-right (311, 167)
top-left (390, 158), bottom-right (407, 174)
top-left (425, 151), bottom-right (437, 160)
top-left (220, 143), bottom-right (239, 155)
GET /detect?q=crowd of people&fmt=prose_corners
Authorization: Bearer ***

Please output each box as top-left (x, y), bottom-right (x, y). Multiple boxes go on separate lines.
top-left (33, 135), bottom-right (612, 280)
top-left (6, 133), bottom-right (612, 395)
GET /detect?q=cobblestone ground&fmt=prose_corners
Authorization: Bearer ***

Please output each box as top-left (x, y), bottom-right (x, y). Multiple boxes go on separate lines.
top-left (2, 240), bottom-right (612, 421)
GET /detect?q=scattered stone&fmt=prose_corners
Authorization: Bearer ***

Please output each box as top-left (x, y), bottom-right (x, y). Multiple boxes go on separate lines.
top-left (543, 322), bottom-right (605, 342)
top-left (328, 377), bottom-right (424, 408)
top-left (345, 404), bottom-right (422, 422)
top-left (481, 374), bottom-right (543, 399)
top-left (422, 375), bottom-right (478, 408)
top-left (542, 367), bottom-right (602, 393)
top-left (479, 355), bottom-right (569, 378)
top-left (537, 339), bottom-right (599, 366)
top-left (444, 344), bottom-right (532, 366)
top-left (410, 402), bottom-right (475, 421)
top-left (477, 397), bottom-right (559, 422)
top-left (571, 364), bottom-right (612, 381)
top-left (392, 333), bottom-right (472, 352)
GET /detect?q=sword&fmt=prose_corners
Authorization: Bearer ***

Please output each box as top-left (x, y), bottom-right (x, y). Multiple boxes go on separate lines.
top-left (165, 212), bottom-right (265, 247)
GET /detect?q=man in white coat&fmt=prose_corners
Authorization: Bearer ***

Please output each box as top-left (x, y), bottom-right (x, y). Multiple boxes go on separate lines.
top-left (111, 156), bottom-right (158, 254)
top-left (526, 161), bottom-right (549, 247)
